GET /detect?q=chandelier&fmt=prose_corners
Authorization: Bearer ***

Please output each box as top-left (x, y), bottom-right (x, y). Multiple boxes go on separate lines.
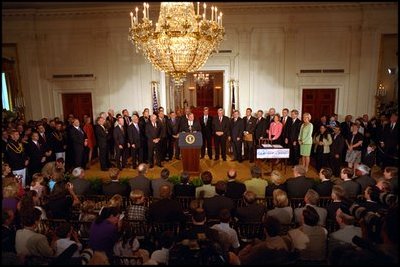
top-left (128, 2), bottom-right (225, 84)
top-left (193, 72), bottom-right (210, 87)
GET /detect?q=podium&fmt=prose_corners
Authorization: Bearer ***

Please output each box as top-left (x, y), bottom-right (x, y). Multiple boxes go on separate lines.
top-left (178, 132), bottom-right (203, 176)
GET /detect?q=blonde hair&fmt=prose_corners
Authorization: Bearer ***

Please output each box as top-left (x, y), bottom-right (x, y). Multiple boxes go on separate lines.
top-left (270, 170), bottom-right (286, 185)
top-left (304, 189), bottom-right (319, 205)
top-left (31, 173), bottom-right (45, 186)
top-left (81, 200), bottom-right (96, 214)
top-left (130, 189), bottom-right (144, 204)
top-left (109, 194), bottom-right (123, 208)
top-left (273, 189), bottom-right (289, 208)
top-left (303, 112), bottom-right (312, 120)
top-left (2, 163), bottom-right (11, 175)
top-left (3, 183), bottom-right (18, 198)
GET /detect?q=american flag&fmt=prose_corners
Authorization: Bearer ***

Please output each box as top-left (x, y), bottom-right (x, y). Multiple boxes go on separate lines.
top-left (152, 84), bottom-right (158, 114)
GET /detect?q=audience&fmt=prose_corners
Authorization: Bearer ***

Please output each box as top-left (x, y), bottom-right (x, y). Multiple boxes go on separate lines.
top-left (265, 170), bottom-right (287, 197)
top-left (203, 181), bottom-right (235, 219)
top-left (235, 190), bottom-right (266, 222)
top-left (225, 169), bottom-right (246, 199)
top-left (313, 167), bottom-right (334, 197)
top-left (70, 167), bottom-right (91, 195)
top-left (244, 166), bottom-right (268, 198)
top-left (128, 163), bottom-right (152, 197)
top-left (151, 168), bottom-right (173, 198)
top-left (102, 168), bottom-right (129, 197)
top-left (126, 189), bottom-right (148, 221)
top-left (286, 165), bottom-right (314, 198)
top-left (266, 189), bottom-right (293, 225)
top-left (339, 167), bottom-right (361, 199)
top-left (195, 171), bottom-right (216, 199)
top-left (294, 189), bottom-right (327, 226)
top-left (173, 172), bottom-right (195, 197)
top-left (354, 164), bottom-right (376, 193)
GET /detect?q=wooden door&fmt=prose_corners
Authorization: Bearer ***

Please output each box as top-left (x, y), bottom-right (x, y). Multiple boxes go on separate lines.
top-left (196, 80), bottom-right (214, 107)
top-left (62, 93), bottom-right (93, 122)
top-left (302, 89), bottom-right (336, 123)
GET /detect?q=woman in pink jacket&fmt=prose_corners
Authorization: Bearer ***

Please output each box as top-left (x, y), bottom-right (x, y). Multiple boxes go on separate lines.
top-left (268, 114), bottom-right (283, 145)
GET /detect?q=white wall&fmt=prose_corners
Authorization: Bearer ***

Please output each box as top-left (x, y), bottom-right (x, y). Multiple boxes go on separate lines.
top-left (2, 3), bottom-right (397, 121)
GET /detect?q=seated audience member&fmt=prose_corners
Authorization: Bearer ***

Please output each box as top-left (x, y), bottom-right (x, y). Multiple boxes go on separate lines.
top-left (102, 168), bottom-right (129, 197)
top-left (288, 206), bottom-right (328, 262)
top-left (30, 173), bottom-right (46, 199)
top-left (70, 167), bottom-right (92, 195)
top-left (126, 189), bottom-right (148, 221)
top-left (2, 208), bottom-right (17, 254)
top-left (173, 172), bottom-right (195, 197)
top-left (244, 166), bottom-right (268, 198)
top-left (151, 168), bottom-right (173, 198)
top-left (235, 190), bottom-right (266, 222)
top-left (88, 206), bottom-right (122, 260)
top-left (238, 216), bottom-right (294, 265)
top-left (362, 143), bottom-right (377, 168)
top-left (354, 164), bottom-right (376, 193)
top-left (358, 185), bottom-right (382, 213)
top-left (2, 163), bottom-right (13, 178)
top-left (383, 166), bottom-right (398, 194)
top-left (195, 171), bottom-right (216, 199)
top-left (294, 189), bottom-right (327, 226)
top-left (203, 181), bottom-right (235, 219)
top-left (265, 170), bottom-right (287, 197)
top-left (78, 200), bottom-right (97, 238)
top-left (328, 207), bottom-right (361, 251)
top-left (179, 208), bottom-right (210, 241)
top-left (313, 167), bottom-right (334, 197)
top-left (113, 228), bottom-right (149, 263)
top-left (18, 190), bottom-right (47, 224)
top-left (108, 194), bottom-right (124, 210)
top-left (148, 185), bottom-right (185, 223)
top-left (326, 185), bottom-right (348, 221)
top-left (128, 163), bottom-right (152, 198)
top-left (2, 181), bottom-right (20, 214)
top-left (339, 167), bottom-right (361, 199)
top-left (210, 208), bottom-right (240, 253)
top-left (286, 165), bottom-right (314, 198)
top-left (55, 222), bottom-right (82, 258)
top-left (15, 208), bottom-right (55, 260)
top-left (46, 170), bottom-right (80, 219)
top-left (375, 178), bottom-right (392, 193)
top-left (147, 231), bottom-right (175, 265)
top-left (41, 157), bottom-right (65, 179)
top-left (266, 189), bottom-right (293, 225)
top-left (225, 169), bottom-right (246, 199)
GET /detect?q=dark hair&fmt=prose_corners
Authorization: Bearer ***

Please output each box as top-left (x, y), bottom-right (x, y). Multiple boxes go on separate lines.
top-left (95, 206), bottom-right (120, 224)
top-left (250, 166), bottom-right (262, 178)
top-left (302, 206), bottom-right (320, 226)
top-left (341, 167), bottom-right (354, 179)
top-left (201, 171), bottom-right (213, 184)
top-left (56, 222), bottom-right (72, 238)
top-left (192, 208), bottom-right (206, 223)
top-left (21, 208), bottom-right (42, 227)
top-left (264, 216), bottom-right (281, 237)
top-left (219, 208), bottom-right (231, 223)
top-left (159, 231), bottom-right (175, 249)
top-left (320, 167), bottom-right (333, 180)
top-left (215, 181), bottom-right (226, 196)
top-left (180, 172), bottom-right (190, 184)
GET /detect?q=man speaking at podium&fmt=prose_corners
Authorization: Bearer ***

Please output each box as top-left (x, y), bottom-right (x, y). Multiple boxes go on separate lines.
top-left (181, 113), bottom-right (201, 133)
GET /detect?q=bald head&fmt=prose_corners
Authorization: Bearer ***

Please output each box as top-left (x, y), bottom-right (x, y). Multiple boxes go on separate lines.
top-left (137, 163), bottom-right (147, 175)
top-left (227, 169), bottom-right (237, 180)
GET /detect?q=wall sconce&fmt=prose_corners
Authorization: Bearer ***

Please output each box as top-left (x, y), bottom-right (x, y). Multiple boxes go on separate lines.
top-left (376, 83), bottom-right (387, 97)
top-left (188, 86), bottom-right (195, 90)
top-left (214, 86), bottom-right (222, 90)
top-left (387, 67), bottom-right (397, 75)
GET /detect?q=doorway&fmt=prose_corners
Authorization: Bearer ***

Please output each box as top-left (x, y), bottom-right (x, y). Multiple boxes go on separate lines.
top-left (62, 93), bottom-right (93, 122)
top-left (302, 89), bottom-right (336, 123)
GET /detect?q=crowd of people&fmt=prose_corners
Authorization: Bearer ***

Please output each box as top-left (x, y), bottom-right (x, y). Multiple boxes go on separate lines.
top-left (2, 106), bottom-right (398, 265)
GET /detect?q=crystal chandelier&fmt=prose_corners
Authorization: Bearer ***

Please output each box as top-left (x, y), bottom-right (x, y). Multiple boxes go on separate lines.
top-left (193, 72), bottom-right (210, 87)
top-left (128, 2), bottom-right (225, 84)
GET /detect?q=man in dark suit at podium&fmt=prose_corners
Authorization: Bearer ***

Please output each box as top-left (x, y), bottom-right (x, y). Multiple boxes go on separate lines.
top-left (179, 107), bottom-right (191, 132)
top-left (200, 107), bottom-right (213, 159)
top-left (212, 108), bottom-right (230, 161)
top-left (146, 114), bottom-right (162, 168)
top-left (181, 113), bottom-right (201, 133)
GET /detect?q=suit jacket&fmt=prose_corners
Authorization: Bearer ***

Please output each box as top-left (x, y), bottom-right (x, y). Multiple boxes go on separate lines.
top-left (167, 117), bottom-right (181, 137)
top-left (139, 116), bottom-right (150, 138)
top-left (69, 126), bottom-right (87, 154)
top-left (181, 120), bottom-right (201, 132)
top-left (148, 198), bottom-right (185, 223)
top-left (340, 121), bottom-right (353, 140)
top-left (94, 124), bottom-right (108, 148)
top-left (265, 115), bottom-right (275, 131)
top-left (158, 116), bottom-right (168, 138)
top-left (203, 195), bottom-right (235, 219)
top-left (381, 123), bottom-right (399, 155)
top-left (102, 181), bottom-right (130, 197)
top-left (254, 117), bottom-right (267, 140)
top-left (313, 180), bottom-right (334, 197)
top-left (243, 116), bottom-right (257, 134)
top-left (200, 115), bottom-right (213, 138)
top-left (127, 123), bottom-right (141, 148)
top-left (128, 175), bottom-right (152, 197)
top-left (71, 178), bottom-right (92, 195)
top-left (230, 117), bottom-right (244, 140)
top-left (287, 118), bottom-right (302, 142)
top-left (281, 116), bottom-right (293, 141)
top-left (286, 176), bottom-right (315, 198)
top-left (226, 180), bottom-right (246, 199)
top-left (235, 203), bottom-right (266, 222)
top-left (265, 183), bottom-right (287, 197)
top-left (48, 130), bottom-right (66, 153)
top-left (145, 121), bottom-right (162, 145)
top-left (330, 133), bottom-right (345, 156)
top-left (173, 183), bottom-right (196, 197)
top-left (354, 175), bottom-right (376, 193)
top-left (25, 140), bottom-right (45, 170)
top-left (113, 125), bottom-right (126, 148)
top-left (326, 201), bottom-right (342, 221)
top-left (212, 116), bottom-right (230, 136)
top-left (341, 180), bottom-right (361, 198)
top-left (179, 115), bottom-right (189, 133)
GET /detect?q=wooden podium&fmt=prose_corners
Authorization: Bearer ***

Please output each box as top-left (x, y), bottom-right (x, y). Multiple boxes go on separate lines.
top-left (178, 132), bottom-right (203, 176)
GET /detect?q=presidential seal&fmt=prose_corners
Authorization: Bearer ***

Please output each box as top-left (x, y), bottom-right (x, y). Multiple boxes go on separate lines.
top-left (185, 134), bottom-right (195, 144)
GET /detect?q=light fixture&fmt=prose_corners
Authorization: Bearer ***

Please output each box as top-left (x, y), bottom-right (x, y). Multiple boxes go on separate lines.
top-left (128, 2), bottom-right (225, 84)
top-left (376, 83), bottom-right (387, 97)
top-left (387, 67), bottom-right (397, 75)
top-left (193, 72), bottom-right (210, 87)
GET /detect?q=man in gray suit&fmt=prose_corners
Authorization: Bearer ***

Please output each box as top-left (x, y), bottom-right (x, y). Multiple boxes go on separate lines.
top-left (70, 167), bottom-right (92, 195)
top-left (128, 163), bottom-right (152, 197)
top-left (151, 168), bottom-right (173, 198)
top-left (328, 207), bottom-right (361, 250)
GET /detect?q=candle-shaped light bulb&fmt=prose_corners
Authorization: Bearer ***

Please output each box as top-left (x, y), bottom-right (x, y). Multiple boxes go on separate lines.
top-left (220, 12), bottom-right (223, 25)
top-left (143, 3), bottom-right (146, 19)
top-left (146, 3), bottom-right (149, 19)
top-left (197, 2), bottom-right (200, 16)
top-left (215, 7), bottom-right (218, 22)
top-left (211, 6), bottom-right (214, 21)
top-left (130, 12), bottom-right (134, 27)
top-left (203, 3), bottom-right (206, 19)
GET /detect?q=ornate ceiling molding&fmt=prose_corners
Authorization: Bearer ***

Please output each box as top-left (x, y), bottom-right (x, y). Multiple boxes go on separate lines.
top-left (2, 2), bottom-right (397, 18)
